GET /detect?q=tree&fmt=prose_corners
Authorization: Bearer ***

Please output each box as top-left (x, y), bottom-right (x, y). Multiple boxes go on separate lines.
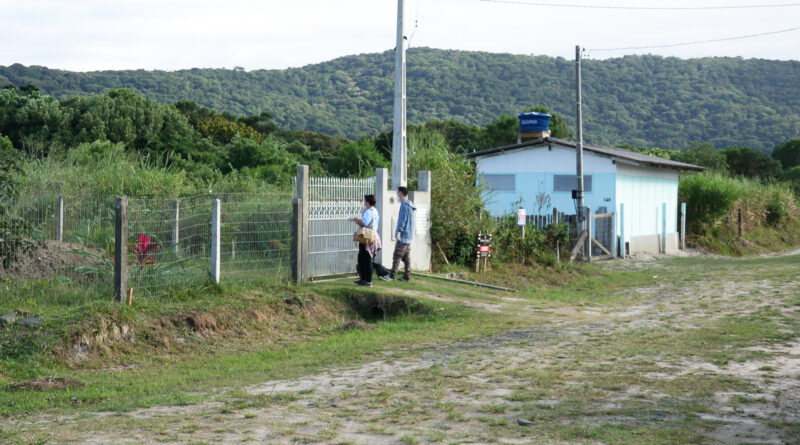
top-left (0, 134), bottom-right (35, 267)
top-left (673, 142), bottom-right (727, 171)
top-left (328, 138), bottom-right (388, 178)
top-left (772, 139), bottom-right (800, 170)
top-left (721, 146), bottom-right (782, 180)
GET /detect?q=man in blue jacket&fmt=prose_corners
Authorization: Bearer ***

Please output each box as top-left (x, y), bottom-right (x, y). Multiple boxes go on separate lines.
top-left (382, 186), bottom-right (415, 282)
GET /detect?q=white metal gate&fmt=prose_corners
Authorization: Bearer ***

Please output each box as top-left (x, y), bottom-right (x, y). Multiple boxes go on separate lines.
top-left (303, 177), bottom-right (375, 278)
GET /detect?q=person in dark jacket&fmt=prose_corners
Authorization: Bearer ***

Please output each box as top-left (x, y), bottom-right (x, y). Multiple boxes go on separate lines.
top-left (381, 186), bottom-right (415, 282)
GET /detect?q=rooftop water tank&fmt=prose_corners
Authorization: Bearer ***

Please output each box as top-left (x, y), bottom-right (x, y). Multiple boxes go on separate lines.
top-left (517, 112), bottom-right (552, 132)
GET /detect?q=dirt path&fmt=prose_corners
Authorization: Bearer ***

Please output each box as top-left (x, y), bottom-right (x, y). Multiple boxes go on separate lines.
top-left (7, 254), bottom-right (800, 444)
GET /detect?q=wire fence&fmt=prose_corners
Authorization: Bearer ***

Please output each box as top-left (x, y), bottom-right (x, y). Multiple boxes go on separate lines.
top-left (2, 192), bottom-right (293, 295)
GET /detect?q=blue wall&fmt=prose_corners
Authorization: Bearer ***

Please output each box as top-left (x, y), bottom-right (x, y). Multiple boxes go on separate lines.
top-left (483, 172), bottom-right (616, 218)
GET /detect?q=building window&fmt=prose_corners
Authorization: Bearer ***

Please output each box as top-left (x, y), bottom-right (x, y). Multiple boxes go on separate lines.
top-left (554, 174), bottom-right (592, 192)
top-left (482, 174), bottom-right (515, 192)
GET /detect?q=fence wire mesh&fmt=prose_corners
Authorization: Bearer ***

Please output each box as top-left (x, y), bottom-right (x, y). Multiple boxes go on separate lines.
top-left (2, 195), bottom-right (114, 283)
top-left (2, 191), bottom-right (293, 295)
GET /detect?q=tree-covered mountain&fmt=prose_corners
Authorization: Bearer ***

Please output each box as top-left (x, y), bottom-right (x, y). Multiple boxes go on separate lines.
top-left (1, 48), bottom-right (798, 151)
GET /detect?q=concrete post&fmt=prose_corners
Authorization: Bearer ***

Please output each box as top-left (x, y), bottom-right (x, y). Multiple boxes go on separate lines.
top-left (114, 197), bottom-right (128, 302)
top-left (292, 198), bottom-right (303, 285)
top-left (172, 199), bottom-right (180, 254)
top-left (56, 196), bottom-right (64, 242)
top-left (611, 212), bottom-right (617, 258)
top-left (296, 165), bottom-right (309, 281)
top-left (210, 199), bottom-right (221, 283)
top-left (418, 170), bottom-right (431, 192)
top-left (681, 202), bottom-right (687, 251)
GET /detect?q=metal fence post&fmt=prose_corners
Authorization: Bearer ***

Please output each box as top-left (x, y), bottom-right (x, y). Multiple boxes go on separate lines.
top-left (619, 203), bottom-right (625, 258)
top-left (114, 197), bottom-right (128, 302)
top-left (585, 206), bottom-right (592, 262)
top-left (662, 202), bottom-right (667, 254)
top-left (56, 196), bottom-right (64, 242)
top-left (172, 199), bottom-right (180, 254)
top-left (210, 198), bottom-right (221, 283)
top-left (681, 202), bottom-right (686, 250)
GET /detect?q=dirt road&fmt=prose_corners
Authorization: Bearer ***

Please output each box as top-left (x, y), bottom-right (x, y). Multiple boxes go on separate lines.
top-left (7, 254), bottom-right (800, 444)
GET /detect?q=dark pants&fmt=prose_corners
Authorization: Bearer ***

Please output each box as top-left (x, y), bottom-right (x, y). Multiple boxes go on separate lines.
top-left (390, 242), bottom-right (411, 279)
top-left (358, 244), bottom-right (373, 283)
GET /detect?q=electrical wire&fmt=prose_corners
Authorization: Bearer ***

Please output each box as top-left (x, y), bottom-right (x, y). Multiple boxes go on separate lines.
top-left (589, 25), bottom-right (800, 52)
top-left (480, 0), bottom-right (800, 10)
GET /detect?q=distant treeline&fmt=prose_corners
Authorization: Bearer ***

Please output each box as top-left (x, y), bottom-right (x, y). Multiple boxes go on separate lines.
top-left (1, 48), bottom-right (799, 150)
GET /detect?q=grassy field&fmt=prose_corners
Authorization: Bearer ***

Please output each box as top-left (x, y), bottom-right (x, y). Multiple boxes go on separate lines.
top-left (1, 253), bottom-right (799, 444)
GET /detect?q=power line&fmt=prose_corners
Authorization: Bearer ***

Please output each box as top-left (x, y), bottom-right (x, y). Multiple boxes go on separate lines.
top-left (589, 25), bottom-right (800, 52)
top-left (480, 0), bottom-right (800, 10)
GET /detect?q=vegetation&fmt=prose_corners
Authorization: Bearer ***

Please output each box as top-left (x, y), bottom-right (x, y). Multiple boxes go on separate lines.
top-left (2, 49), bottom-right (799, 150)
top-left (679, 173), bottom-right (800, 255)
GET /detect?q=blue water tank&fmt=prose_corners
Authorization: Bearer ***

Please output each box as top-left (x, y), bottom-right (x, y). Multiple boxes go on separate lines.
top-left (518, 112), bottom-right (552, 132)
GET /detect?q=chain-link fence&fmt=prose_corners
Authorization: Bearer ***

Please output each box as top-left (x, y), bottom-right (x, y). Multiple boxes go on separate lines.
top-left (2, 192), bottom-right (293, 295)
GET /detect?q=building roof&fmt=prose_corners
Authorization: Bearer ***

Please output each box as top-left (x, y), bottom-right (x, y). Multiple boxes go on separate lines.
top-left (466, 137), bottom-right (706, 172)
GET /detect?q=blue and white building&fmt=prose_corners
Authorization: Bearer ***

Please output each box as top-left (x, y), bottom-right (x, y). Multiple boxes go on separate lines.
top-left (467, 137), bottom-right (704, 255)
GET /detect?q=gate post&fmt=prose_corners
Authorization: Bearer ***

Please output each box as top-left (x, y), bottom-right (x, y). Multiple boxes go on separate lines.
top-left (296, 165), bottom-right (309, 281)
top-left (172, 199), bottom-right (180, 254)
top-left (292, 198), bottom-right (304, 284)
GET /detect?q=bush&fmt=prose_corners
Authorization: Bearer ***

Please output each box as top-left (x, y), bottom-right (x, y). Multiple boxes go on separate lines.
top-left (0, 135), bottom-right (36, 267)
top-left (679, 172), bottom-right (800, 251)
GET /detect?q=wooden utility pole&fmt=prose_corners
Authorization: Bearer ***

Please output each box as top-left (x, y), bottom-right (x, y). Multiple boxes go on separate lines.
top-left (392, 0), bottom-right (408, 188)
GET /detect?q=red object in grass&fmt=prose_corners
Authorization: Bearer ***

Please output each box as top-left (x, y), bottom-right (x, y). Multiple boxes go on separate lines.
top-left (479, 245), bottom-right (491, 253)
top-left (132, 233), bottom-right (162, 268)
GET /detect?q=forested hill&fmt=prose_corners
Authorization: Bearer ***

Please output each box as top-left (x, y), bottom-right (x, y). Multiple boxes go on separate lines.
top-left (1, 48), bottom-right (799, 150)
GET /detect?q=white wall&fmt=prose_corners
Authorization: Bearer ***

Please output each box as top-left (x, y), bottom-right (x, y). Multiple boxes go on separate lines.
top-left (615, 164), bottom-right (680, 254)
top-left (476, 144), bottom-right (616, 174)
top-left (374, 169), bottom-right (432, 272)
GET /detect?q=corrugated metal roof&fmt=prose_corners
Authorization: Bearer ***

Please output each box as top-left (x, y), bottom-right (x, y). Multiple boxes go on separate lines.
top-left (466, 137), bottom-right (706, 172)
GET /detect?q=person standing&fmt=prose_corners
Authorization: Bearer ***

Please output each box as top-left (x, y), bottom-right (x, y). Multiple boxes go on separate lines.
top-left (351, 194), bottom-right (379, 287)
top-left (382, 186), bottom-right (415, 282)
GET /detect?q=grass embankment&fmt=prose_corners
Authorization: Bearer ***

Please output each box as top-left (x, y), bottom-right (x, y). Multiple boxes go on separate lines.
top-left (680, 172), bottom-right (800, 255)
top-left (0, 262), bottom-right (663, 420)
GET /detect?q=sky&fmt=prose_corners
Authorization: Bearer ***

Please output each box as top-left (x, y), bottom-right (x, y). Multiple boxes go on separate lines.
top-left (1, 0), bottom-right (799, 72)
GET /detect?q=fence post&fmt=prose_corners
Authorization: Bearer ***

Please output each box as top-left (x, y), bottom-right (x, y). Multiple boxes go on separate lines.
top-left (662, 202), bottom-right (667, 254)
top-left (738, 207), bottom-right (743, 237)
top-left (619, 203), bottom-right (625, 258)
top-left (210, 199), bottom-right (221, 283)
top-left (292, 198), bottom-right (304, 284)
top-left (296, 165), bottom-right (309, 281)
top-left (114, 197), bottom-right (128, 302)
top-left (56, 196), bottom-right (64, 242)
top-left (171, 199), bottom-right (180, 254)
top-left (681, 202), bottom-right (686, 250)
top-left (611, 211), bottom-right (617, 258)
top-left (585, 206), bottom-right (592, 262)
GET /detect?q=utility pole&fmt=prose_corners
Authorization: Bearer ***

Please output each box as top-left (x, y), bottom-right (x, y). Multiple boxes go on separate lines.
top-left (575, 45), bottom-right (585, 222)
top-left (392, 0), bottom-right (408, 188)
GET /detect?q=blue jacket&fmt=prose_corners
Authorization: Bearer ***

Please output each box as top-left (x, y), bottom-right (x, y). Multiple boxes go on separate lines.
top-left (395, 199), bottom-right (416, 244)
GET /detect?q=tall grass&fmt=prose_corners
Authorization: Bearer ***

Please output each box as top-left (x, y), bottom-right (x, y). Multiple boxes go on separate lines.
top-left (679, 172), bottom-right (800, 253)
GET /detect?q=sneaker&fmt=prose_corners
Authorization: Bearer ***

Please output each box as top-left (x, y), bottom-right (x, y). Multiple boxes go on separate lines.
top-left (378, 275), bottom-right (394, 282)
top-left (356, 281), bottom-right (373, 287)
top-left (397, 276), bottom-right (410, 282)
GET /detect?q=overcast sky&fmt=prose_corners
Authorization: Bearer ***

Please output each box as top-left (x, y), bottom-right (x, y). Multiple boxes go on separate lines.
top-left (1, 0), bottom-right (799, 72)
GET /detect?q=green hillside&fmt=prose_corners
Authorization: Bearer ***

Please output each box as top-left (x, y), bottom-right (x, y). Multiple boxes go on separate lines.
top-left (1, 48), bottom-right (798, 150)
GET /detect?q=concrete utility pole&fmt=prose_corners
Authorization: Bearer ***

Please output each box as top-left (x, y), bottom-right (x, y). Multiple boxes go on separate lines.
top-left (575, 45), bottom-right (585, 216)
top-left (392, 0), bottom-right (408, 188)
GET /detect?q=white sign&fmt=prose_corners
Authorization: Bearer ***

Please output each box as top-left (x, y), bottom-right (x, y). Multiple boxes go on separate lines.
top-left (517, 208), bottom-right (526, 226)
